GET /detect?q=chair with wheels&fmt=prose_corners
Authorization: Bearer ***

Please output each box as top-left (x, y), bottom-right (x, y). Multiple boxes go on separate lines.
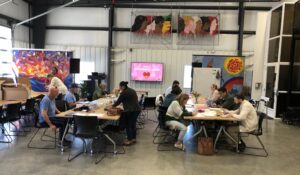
top-left (68, 115), bottom-right (105, 164)
top-left (237, 112), bottom-right (268, 157)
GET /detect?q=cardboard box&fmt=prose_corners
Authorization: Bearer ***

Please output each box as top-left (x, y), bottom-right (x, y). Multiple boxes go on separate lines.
top-left (2, 84), bottom-right (30, 100)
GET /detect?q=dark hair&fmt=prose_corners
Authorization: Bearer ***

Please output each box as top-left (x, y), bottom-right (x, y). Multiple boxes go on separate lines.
top-left (178, 17), bottom-right (185, 33)
top-left (119, 81), bottom-right (128, 88)
top-left (172, 80), bottom-right (180, 86)
top-left (131, 15), bottom-right (147, 32)
top-left (154, 16), bottom-right (164, 24)
top-left (211, 84), bottom-right (218, 90)
top-left (171, 85), bottom-right (182, 95)
top-left (218, 87), bottom-right (227, 93)
top-left (235, 93), bottom-right (245, 100)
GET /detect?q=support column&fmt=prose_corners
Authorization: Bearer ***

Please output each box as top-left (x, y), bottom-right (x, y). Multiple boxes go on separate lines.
top-left (237, 1), bottom-right (245, 57)
top-left (107, 4), bottom-right (114, 91)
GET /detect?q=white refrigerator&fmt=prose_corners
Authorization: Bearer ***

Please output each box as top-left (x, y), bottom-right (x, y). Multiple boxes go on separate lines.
top-left (192, 68), bottom-right (221, 98)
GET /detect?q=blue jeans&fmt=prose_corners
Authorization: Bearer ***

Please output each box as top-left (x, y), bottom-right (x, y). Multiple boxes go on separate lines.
top-left (121, 111), bottom-right (140, 140)
top-left (40, 117), bottom-right (68, 140)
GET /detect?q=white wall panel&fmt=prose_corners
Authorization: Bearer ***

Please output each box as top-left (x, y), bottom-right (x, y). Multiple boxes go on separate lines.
top-left (47, 7), bottom-right (109, 27)
top-left (0, 0), bottom-right (28, 20)
top-left (46, 30), bottom-right (108, 46)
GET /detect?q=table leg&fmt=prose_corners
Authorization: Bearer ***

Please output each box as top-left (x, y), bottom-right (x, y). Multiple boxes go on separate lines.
top-left (61, 118), bottom-right (71, 152)
top-left (214, 125), bottom-right (238, 152)
top-left (186, 125), bottom-right (208, 142)
top-left (103, 134), bottom-right (117, 154)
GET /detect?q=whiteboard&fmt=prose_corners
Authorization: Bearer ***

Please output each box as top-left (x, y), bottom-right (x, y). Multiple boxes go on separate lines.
top-left (192, 68), bottom-right (221, 98)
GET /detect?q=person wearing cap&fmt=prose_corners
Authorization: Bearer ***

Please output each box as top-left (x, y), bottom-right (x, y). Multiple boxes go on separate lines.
top-left (111, 81), bottom-right (141, 146)
top-left (165, 80), bottom-right (180, 96)
top-left (64, 83), bottom-right (80, 109)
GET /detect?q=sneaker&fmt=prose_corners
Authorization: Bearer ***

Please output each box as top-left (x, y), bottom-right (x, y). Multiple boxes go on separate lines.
top-left (131, 139), bottom-right (137, 144)
top-left (174, 143), bottom-right (185, 151)
top-left (123, 140), bottom-right (132, 146)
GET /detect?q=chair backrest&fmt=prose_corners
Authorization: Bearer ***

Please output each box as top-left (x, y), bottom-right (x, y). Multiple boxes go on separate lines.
top-left (157, 106), bottom-right (168, 128)
top-left (73, 115), bottom-right (98, 138)
top-left (55, 100), bottom-right (67, 112)
top-left (6, 103), bottom-right (22, 120)
top-left (143, 97), bottom-right (156, 109)
top-left (256, 111), bottom-right (266, 135)
top-left (25, 98), bottom-right (36, 113)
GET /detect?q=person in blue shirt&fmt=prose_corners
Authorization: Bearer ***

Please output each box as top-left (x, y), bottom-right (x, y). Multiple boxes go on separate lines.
top-left (64, 83), bottom-right (79, 109)
top-left (39, 87), bottom-right (70, 146)
top-left (162, 85), bottom-right (182, 108)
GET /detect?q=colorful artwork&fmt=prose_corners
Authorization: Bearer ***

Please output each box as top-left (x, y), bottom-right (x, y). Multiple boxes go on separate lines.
top-left (131, 14), bottom-right (172, 36)
top-left (193, 55), bottom-right (244, 95)
top-left (178, 15), bottom-right (218, 36)
top-left (13, 50), bottom-right (73, 92)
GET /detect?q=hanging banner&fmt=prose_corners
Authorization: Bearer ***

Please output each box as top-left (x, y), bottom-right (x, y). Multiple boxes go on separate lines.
top-left (177, 14), bottom-right (219, 46)
top-left (131, 12), bottom-right (172, 45)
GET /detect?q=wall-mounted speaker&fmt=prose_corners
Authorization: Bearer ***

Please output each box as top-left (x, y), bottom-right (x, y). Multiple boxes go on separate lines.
top-left (70, 58), bottom-right (80, 74)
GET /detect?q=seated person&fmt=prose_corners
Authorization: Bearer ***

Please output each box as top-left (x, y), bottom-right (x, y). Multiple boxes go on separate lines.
top-left (92, 83), bottom-right (108, 100)
top-left (206, 84), bottom-right (220, 107)
top-left (217, 87), bottom-right (236, 110)
top-left (165, 80), bottom-right (180, 96)
top-left (224, 94), bottom-right (258, 151)
top-left (64, 83), bottom-right (80, 109)
top-left (47, 74), bottom-right (68, 95)
top-left (39, 87), bottom-right (71, 146)
top-left (162, 85), bottom-right (182, 108)
top-left (165, 93), bottom-right (197, 150)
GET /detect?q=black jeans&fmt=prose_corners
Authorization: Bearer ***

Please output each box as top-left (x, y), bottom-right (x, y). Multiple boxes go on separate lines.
top-left (121, 111), bottom-right (140, 140)
top-left (40, 117), bottom-right (68, 140)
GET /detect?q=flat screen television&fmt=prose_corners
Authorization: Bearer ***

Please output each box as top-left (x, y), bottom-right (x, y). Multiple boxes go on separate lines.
top-left (130, 62), bottom-right (163, 82)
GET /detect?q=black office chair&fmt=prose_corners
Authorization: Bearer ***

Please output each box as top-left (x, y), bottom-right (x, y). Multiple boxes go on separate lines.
top-left (4, 103), bottom-right (27, 136)
top-left (237, 112), bottom-right (268, 157)
top-left (68, 115), bottom-right (105, 164)
top-left (55, 100), bottom-right (68, 112)
top-left (0, 106), bottom-right (13, 143)
top-left (27, 100), bottom-right (57, 149)
top-left (153, 106), bottom-right (168, 142)
top-left (143, 97), bottom-right (158, 122)
top-left (20, 98), bottom-right (36, 128)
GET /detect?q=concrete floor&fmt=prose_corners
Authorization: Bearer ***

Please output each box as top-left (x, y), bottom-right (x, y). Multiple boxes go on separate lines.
top-left (0, 114), bottom-right (300, 175)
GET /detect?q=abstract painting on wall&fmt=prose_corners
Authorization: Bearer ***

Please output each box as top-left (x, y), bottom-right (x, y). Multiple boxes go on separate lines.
top-left (13, 49), bottom-right (73, 92)
top-left (131, 13), bottom-right (172, 45)
top-left (178, 14), bottom-right (219, 46)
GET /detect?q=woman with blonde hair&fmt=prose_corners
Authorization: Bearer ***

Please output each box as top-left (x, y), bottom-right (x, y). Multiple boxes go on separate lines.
top-left (207, 84), bottom-right (220, 106)
top-left (165, 93), bottom-right (197, 150)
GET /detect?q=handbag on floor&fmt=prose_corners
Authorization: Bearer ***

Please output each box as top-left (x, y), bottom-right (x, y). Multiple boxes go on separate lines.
top-left (198, 137), bottom-right (214, 155)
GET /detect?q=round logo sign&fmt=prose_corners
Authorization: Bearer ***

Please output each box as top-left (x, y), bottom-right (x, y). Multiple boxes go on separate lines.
top-left (224, 57), bottom-right (244, 75)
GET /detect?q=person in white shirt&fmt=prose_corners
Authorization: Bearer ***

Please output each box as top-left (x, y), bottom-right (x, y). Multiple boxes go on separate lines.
top-left (47, 74), bottom-right (68, 95)
top-left (165, 93), bottom-right (197, 150)
top-left (165, 80), bottom-right (180, 96)
top-left (206, 84), bottom-right (220, 107)
top-left (225, 94), bottom-right (258, 151)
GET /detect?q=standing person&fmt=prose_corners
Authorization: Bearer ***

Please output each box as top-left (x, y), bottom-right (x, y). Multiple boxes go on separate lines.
top-left (206, 84), bottom-right (220, 107)
top-left (92, 83), bottom-right (108, 100)
top-left (39, 87), bottom-right (71, 146)
top-left (64, 83), bottom-right (80, 109)
top-left (165, 80), bottom-right (180, 96)
top-left (112, 81), bottom-right (141, 146)
top-left (47, 74), bottom-right (68, 95)
top-left (165, 93), bottom-right (197, 150)
top-left (224, 94), bottom-right (258, 151)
